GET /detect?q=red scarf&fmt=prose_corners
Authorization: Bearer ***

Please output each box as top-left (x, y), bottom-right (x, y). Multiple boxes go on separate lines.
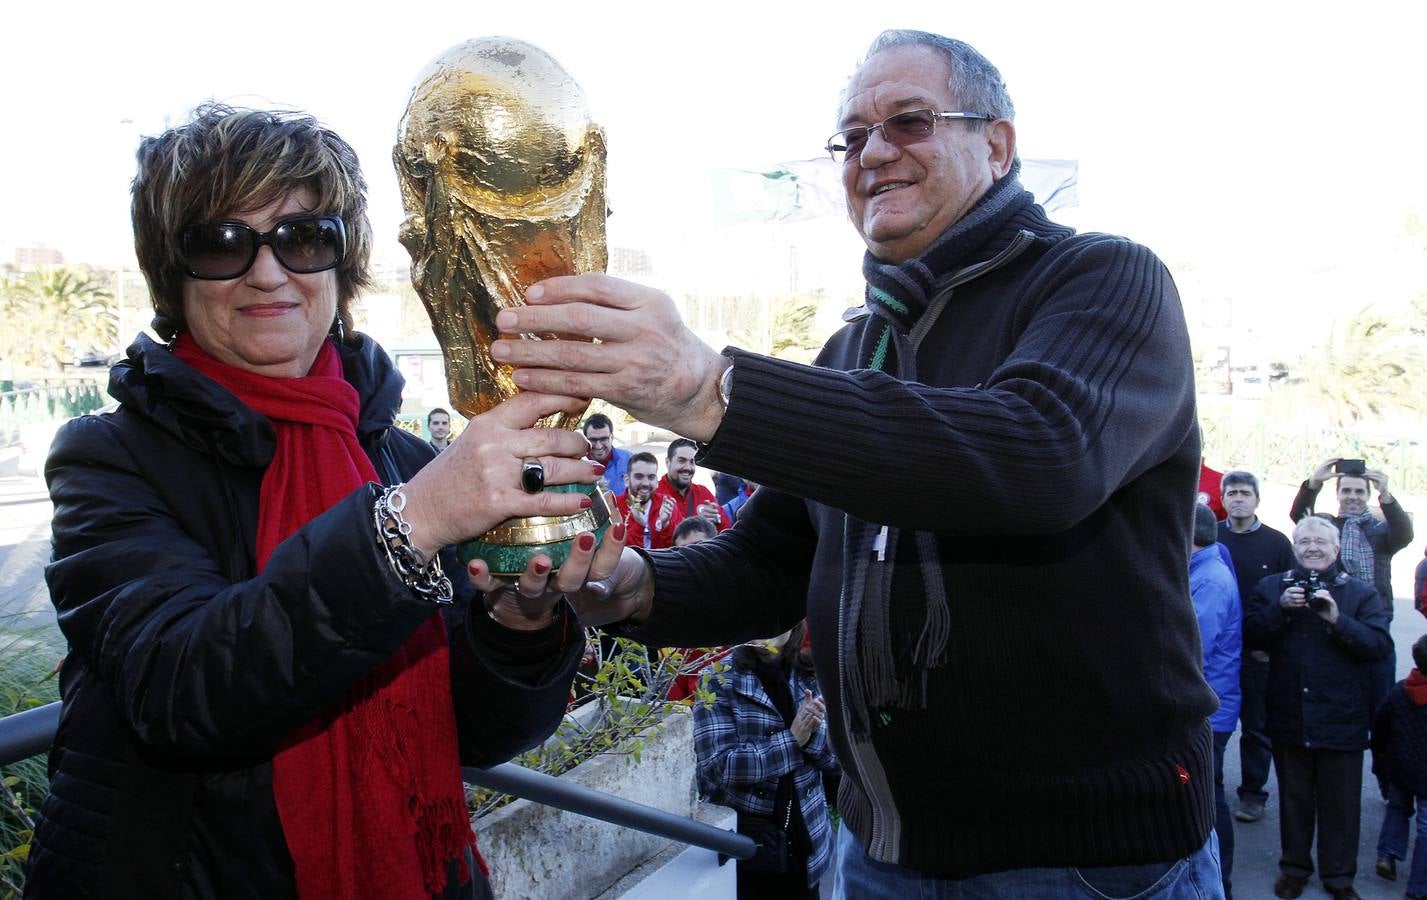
top-left (173, 336), bottom-right (479, 899)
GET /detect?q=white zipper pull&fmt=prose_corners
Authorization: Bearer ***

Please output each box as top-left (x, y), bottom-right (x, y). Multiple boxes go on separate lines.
top-left (873, 525), bottom-right (889, 562)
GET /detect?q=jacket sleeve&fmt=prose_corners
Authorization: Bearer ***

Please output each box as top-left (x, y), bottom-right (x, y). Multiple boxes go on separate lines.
top-left (45, 416), bottom-right (570, 765)
top-left (451, 603), bottom-right (582, 767)
top-left (700, 237), bottom-right (1196, 535)
top-left (692, 674), bottom-right (802, 789)
top-left (1289, 481), bottom-right (1319, 524)
top-left (1380, 498), bottom-right (1415, 555)
top-left (1190, 574), bottom-right (1220, 661)
top-left (1370, 693), bottom-right (1393, 775)
top-left (1190, 567), bottom-right (1236, 668)
top-left (626, 486), bottom-right (815, 650)
top-left (647, 489), bottom-right (675, 550)
top-left (799, 720), bottom-right (839, 774)
top-left (1416, 557), bottom-right (1427, 620)
top-left (1243, 575), bottom-right (1288, 651)
top-left (1328, 584), bottom-right (1393, 662)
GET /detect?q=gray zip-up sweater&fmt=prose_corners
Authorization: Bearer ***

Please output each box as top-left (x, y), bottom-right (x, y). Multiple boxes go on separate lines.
top-left (625, 195), bottom-right (1216, 877)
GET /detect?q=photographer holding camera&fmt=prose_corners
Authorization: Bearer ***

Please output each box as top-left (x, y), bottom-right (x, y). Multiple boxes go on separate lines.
top-left (1245, 515), bottom-right (1392, 900)
top-left (1290, 457), bottom-right (1413, 605)
top-left (1293, 458), bottom-right (1413, 797)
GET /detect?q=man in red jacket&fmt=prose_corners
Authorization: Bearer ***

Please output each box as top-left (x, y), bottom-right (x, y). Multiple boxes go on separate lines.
top-left (648, 438), bottom-right (730, 548)
top-left (614, 451), bottom-right (660, 549)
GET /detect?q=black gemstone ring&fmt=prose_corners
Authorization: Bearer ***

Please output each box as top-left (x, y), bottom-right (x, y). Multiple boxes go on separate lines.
top-left (521, 460), bottom-right (545, 493)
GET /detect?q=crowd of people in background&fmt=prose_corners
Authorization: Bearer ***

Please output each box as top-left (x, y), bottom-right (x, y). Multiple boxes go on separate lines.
top-left (412, 384), bottom-right (1427, 900)
top-left (404, 392), bottom-right (1427, 900)
top-left (1196, 458), bottom-right (1422, 900)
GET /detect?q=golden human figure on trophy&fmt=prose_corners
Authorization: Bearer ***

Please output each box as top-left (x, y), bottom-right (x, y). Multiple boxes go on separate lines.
top-left (394, 37), bottom-right (614, 574)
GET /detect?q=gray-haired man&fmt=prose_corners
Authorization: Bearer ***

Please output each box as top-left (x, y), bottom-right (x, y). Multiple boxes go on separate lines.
top-left (492, 29), bottom-right (1218, 895)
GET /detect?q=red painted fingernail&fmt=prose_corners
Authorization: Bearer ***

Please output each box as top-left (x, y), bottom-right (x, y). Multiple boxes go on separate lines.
top-left (533, 560), bottom-right (550, 575)
top-left (592, 464), bottom-right (606, 475)
top-left (612, 523), bottom-right (626, 542)
top-left (579, 497), bottom-right (593, 508)
top-left (578, 533), bottom-right (595, 552)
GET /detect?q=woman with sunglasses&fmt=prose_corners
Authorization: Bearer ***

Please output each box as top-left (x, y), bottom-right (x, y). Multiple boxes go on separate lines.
top-left (24, 104), bottom-right (622, 899)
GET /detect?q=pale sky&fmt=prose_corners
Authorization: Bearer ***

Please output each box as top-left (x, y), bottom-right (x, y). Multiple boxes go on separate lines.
top-left (4, 0), bottom-right (1425, 336)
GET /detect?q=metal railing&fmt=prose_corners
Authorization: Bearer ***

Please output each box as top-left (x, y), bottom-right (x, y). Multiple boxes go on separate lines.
top-left (0, 378), bottom-right (107, 448)
top-left (1200, 416), bottom-right (1427, 495)
top-left (0, 701), bottom-right (754, 860)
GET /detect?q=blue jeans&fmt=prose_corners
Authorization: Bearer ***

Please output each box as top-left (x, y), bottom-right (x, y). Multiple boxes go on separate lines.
top-left (832, 827), bottom-right (1224, 899)
top-left (1377, 781), bottom-right (1427, 895)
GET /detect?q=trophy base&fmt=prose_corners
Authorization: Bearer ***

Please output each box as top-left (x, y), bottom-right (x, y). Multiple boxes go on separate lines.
top-left (457, 482), bottom-right (617, 577)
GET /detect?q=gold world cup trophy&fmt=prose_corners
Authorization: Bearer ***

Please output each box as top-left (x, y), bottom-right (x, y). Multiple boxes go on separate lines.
top-left (394, 37), bottom-right (615, 576)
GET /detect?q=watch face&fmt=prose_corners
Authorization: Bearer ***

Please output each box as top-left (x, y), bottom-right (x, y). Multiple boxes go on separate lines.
top-left (718, 361), bottom-right (734, 408)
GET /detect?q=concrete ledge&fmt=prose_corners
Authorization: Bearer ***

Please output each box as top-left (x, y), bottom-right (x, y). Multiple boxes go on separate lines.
top-left (474, 708), bottom-right (699, 900)
top-left (597, 802), bottom-right (737, 899)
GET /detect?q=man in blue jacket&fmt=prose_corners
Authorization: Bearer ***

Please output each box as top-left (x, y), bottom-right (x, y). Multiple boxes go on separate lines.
top-left (1245, 515), bottom-right (1392, 900)
top-left (1191, 502), bottom-right (1242, 898)
top-left (583, 413), bottom-right (631, 498)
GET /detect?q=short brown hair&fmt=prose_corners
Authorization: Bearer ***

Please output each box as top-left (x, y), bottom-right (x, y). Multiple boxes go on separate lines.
top-left (131, 103), bottom-right (373, 341)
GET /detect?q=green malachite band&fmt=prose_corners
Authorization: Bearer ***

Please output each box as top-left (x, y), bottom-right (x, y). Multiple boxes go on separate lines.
top-left (457, 482), bottom-right (616, 577)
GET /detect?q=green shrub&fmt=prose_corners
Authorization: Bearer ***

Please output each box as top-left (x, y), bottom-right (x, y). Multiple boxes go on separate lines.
top-left (0, 623), bottom-right (62, 899)
top-left (0, 625), bottom-right (729, 893)
top-left (466, 633), bottom-right (728, 818)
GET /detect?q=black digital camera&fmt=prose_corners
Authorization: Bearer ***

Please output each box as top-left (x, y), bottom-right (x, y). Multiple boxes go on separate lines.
top-left (1295, 571), bottom-right (1330, 611)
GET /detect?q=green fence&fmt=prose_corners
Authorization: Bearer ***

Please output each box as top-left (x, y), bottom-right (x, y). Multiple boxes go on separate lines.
top-left (1202, 416), bottom-right (1426, 495)
top-left (0, 379), bottom-right (106, 448)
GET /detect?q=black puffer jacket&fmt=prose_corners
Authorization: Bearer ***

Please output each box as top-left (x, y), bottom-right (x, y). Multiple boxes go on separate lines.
top-left (1372, 677), bottom-right (1427, 797)
top-left (26, 333), bottom-right (579, 899)
top-left (1244, 565), bottom-right (1391, 752)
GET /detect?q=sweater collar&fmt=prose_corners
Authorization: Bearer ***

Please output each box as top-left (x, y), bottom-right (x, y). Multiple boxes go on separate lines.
top-left (862, 165), bottom-right (1032, 334)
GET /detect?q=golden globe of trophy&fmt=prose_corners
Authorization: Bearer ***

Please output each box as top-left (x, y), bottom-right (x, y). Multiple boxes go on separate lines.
top-left (394, 37), bottom-right (615, 576)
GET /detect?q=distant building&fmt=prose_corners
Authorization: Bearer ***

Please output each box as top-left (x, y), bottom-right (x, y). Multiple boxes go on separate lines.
top-left (14, 245), bottom-right (64, 269)
top-left (609, 247), bottom-right (652, 278)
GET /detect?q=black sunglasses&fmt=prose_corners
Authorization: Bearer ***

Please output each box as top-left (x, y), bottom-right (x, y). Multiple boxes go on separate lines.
top-left (180, 215), bottom-right (346, 280)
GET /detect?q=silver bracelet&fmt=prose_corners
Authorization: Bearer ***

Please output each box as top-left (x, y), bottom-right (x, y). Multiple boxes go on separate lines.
top-left (373, 484), bottom-right (453, 605)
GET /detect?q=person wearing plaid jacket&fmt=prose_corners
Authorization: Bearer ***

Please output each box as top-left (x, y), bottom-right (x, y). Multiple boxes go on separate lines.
top-left (694, 623), bottom-right (840, 897)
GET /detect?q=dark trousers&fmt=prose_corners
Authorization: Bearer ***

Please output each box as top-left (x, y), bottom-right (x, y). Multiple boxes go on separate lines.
top-left (1213, 730), bottom-right (1235, 898)
top-left (1273, 743), bottom-right (1363, 890)
top-left (1238, 653), bottom-right (1273, 803)
top-left (734, 811), bottom-right (818, 899)
top-left (1370, 648), bottom-right (1397, 798)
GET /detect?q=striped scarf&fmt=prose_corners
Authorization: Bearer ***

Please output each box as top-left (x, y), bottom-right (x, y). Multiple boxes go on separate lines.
top-left (1338, 511), bottom-right (1377, 588)
top-left (842, 166), bottom-right (1035, 735)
